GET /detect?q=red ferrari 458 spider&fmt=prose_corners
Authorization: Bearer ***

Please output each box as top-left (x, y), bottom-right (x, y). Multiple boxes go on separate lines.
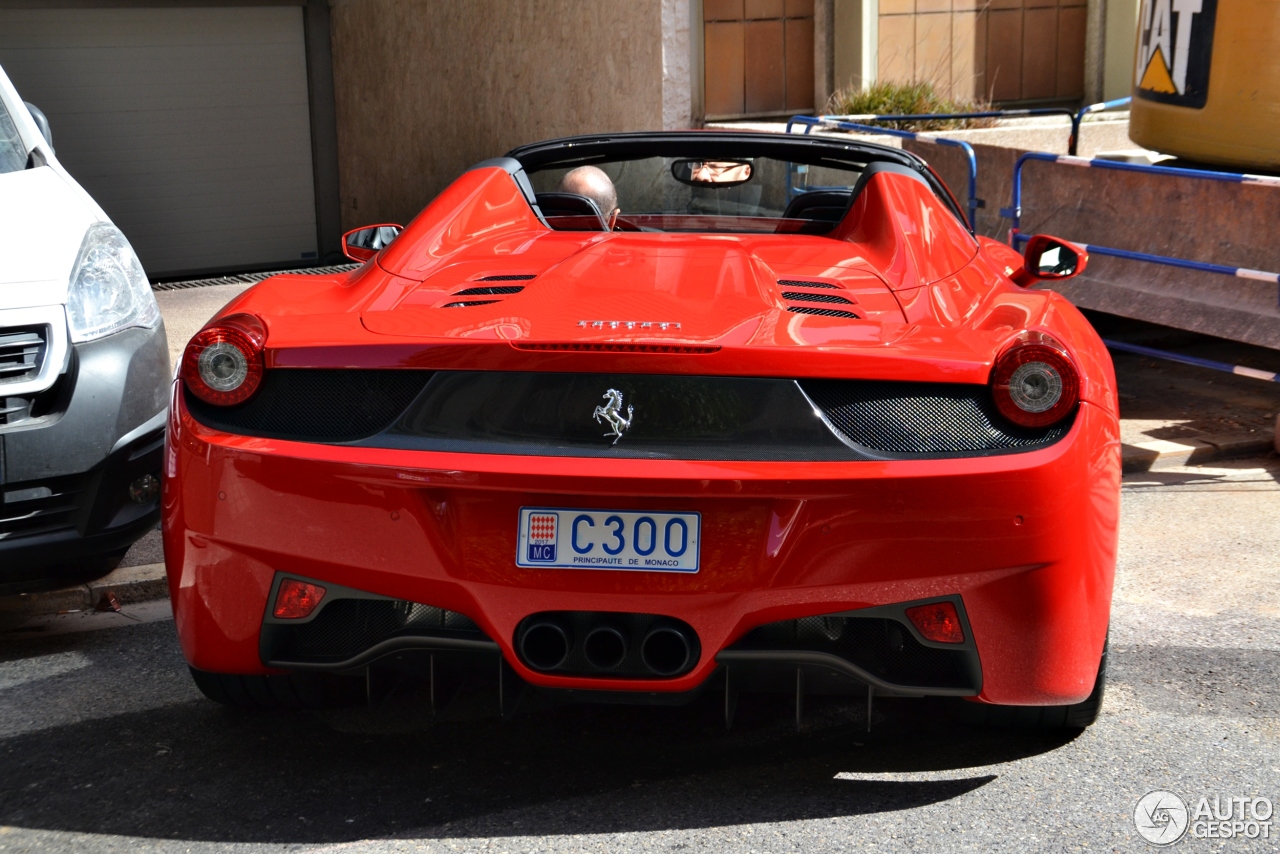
top-left (163, 132), bottom-right (1119, 728)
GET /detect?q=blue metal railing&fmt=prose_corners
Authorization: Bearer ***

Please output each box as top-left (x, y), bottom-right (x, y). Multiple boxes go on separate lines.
top-left (814, 96), bottom-right (1130, 156)
top-left (1103, 339), bottom-right (1279, 383)
top-left (1006, 152), bottom-right (1280, 304)
top-left (786, 115), bottom-right (981, 231)
top-left (1068, 97), bottom-right (1132, 155)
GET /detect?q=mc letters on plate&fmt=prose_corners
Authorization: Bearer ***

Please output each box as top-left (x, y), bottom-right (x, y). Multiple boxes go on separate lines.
top-left (517, 507), bottom-right (701, 572)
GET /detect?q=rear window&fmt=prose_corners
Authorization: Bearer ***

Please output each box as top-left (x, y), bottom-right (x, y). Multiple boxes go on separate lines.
top-left (525, 155), bottom-right (864, 235)
top-left (0, 99), bottom-right (27, 174)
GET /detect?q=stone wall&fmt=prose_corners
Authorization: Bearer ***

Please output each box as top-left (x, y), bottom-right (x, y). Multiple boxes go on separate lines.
top-left (329, 0), bottom-right (665, 229)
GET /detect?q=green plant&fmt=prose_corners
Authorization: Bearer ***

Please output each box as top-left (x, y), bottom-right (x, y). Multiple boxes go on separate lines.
top-left (824, 81), bottom-right (998, 131)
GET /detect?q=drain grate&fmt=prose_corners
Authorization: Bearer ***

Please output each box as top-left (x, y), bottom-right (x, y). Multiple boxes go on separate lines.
top-left (151, 263), bottom-right (359, 292)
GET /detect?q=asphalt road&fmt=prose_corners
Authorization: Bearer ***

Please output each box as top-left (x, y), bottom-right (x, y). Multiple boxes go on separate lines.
top-left (2, 455), bottom-right (1277, 853)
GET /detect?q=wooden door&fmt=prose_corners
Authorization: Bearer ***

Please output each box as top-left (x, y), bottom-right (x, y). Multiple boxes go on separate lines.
top-left (983, 0), bottom-right (1087, 103)
top-left (704, 0), bottom-right (815, 119)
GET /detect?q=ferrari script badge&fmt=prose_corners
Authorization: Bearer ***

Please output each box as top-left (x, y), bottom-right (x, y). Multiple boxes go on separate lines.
top-left (593, 389), bottom-right (634, 445)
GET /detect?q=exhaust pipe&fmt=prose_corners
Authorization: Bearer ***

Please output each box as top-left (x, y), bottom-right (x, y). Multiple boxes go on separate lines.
top-left (641, 625), bottom-right (694, 676)
top-left (519, 619), bottom-right (571, 671)
top-left (583, 625), bottom-right (628, 670)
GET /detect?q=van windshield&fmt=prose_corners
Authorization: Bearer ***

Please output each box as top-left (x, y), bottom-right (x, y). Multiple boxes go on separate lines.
top-left (525, 155), bottom-right (865, 235)
top-left (0, 99), bottom-right (26, 174)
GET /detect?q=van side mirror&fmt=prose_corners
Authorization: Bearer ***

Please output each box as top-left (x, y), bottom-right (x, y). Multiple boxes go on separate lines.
top-left (342, 224), bottom-right (402, 262)
top-left (1012, 235), bottom-right (1087, 286)
top-left (24, 102), bottom-right (52, 151)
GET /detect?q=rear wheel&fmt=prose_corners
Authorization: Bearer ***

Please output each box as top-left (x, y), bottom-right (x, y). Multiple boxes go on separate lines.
top-left (958, 636), bottom-right (1107, 730)
top-left (188, 667), bottom-right (363, 709)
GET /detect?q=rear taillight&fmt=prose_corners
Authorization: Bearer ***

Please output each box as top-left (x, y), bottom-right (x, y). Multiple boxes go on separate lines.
top-left (273, 579), bottom-right (326, 619)
top-left (905, 602), bottom-right (965, 644)
top-left (181, 313), bottom-right (266, 406)
top-left (990, 332), bottom-right (1080, 428)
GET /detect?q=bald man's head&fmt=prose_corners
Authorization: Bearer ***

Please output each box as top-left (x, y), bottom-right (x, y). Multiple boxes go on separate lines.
top-left (559, 166), bottom-right (619, 221)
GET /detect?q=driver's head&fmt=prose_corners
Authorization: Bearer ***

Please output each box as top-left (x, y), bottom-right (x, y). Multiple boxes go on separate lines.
top-left (559, 165), bottom-right (619, 229)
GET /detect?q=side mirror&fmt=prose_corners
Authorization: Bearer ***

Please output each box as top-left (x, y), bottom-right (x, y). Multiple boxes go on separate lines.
top-left (1012, 235), bottom-right (1087, 287)
top-left (24, 102), bottom-right (52, 151)
top-left (342, 224), bottom-right (403, 262)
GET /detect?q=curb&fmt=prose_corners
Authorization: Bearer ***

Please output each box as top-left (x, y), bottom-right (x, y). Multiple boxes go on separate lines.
top-left (0, 562), bottom-right (168, 620)
top-left (1121, 433), bottom-right (1275, 473)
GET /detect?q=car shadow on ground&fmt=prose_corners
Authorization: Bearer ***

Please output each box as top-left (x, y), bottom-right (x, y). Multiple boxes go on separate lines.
top-left (0, 639), bottom-right (1080, 846)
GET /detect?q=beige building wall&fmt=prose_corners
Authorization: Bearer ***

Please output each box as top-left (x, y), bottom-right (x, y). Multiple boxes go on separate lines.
top-left (863, 0), bottom-right (1089, 104)
top-left (832, 0), bottom-right (877, 96)
top-left (1102, 0), bottom-right (1138, 101)
top-left (876, 0), bottom-right (992, 102)
top-left (330, 0), bottom-right (666, 230)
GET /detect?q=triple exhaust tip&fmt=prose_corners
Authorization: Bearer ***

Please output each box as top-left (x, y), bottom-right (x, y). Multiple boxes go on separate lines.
top-left (520, 619), bottom-right (572, 671)
top-left (517, 618), bottom-right (694, 676)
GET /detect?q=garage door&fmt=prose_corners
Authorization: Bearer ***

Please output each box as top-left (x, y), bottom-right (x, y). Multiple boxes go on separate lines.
top-left (0, 6), bottom-right (318, 277)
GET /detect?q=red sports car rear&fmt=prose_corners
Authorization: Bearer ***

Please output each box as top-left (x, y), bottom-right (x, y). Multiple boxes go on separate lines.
top-left (163, 132), bottom-right (1119, 727)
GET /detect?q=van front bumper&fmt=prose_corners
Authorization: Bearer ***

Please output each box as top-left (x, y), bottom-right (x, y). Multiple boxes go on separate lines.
top-left (1, 321), bottom-right (169, 591)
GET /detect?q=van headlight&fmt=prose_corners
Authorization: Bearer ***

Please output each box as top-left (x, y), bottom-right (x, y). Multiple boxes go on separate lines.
top-left (65, 224), bottom-right (160, 342)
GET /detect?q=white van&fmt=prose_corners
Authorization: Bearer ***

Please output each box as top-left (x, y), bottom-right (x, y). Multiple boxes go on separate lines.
top-left (0, 62), bottom-right (168, 592)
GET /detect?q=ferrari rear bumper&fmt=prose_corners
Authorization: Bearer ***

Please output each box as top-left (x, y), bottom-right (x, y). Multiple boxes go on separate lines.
top-left (162, 388), bottom-right (1119, 706)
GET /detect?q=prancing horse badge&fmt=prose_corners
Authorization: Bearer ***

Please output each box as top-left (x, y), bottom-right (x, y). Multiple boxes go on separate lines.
top-left (593, 389), bottom-right (633, 445)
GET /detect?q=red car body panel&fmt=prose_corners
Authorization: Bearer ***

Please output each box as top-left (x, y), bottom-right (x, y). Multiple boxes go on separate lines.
top-left (163, 135), bottom-right (1120, 707)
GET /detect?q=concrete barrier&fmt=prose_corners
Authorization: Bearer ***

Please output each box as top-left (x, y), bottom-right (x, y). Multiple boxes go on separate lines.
top-left (907, 137), bottom-right (1280, 351)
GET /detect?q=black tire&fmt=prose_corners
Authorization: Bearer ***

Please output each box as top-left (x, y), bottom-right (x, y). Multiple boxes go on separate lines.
top-left (188, 667), bottom-right (361, 709)
top-left (958, 636), bottom-right (1107, 730)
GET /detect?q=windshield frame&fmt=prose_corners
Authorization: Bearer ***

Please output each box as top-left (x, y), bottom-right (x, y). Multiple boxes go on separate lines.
top-left (507, 131), bottom-right (971, 234)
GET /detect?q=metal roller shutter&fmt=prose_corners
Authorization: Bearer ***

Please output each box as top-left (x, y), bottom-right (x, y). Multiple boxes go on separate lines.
top-left (0, 5), bottom-right (318, 277)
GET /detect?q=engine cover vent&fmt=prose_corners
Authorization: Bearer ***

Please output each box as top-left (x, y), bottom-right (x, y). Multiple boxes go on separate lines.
top-left (781, 291), bottom-right (855, 304)
top-left (453, 285), bottom-right (524, 296)
top-left (787, 306), bottom-right (860, 319)
top-left (777, 279), bottom-right (838, 289)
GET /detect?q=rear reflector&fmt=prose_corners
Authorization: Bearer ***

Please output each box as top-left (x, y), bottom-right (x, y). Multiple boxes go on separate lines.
top-left (273, 579), bottom-right (327, 619)
top-left (905, 602), bottom-right (965, 644)
top-left (512, 343), bottom-right (720, 354)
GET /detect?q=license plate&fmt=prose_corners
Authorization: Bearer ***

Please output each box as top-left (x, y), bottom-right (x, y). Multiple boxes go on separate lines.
top-left (517, 507), bottom-right (700, 573)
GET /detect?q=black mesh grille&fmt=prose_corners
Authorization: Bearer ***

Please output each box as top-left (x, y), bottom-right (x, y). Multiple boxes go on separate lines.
top-left (781, 291), bottom-right (854, 304)
top-left (453, 285), bottom-right (525, 296)
top-left (777, 279), bottom-right (838, 289)
top-left (184, 370), bottom-right (432, 443)
top-left (442, 300), bottom-right (500, 308)
top-left (0, 473), bottom-right (86, 541)
top-left (0, 326), bottom-right (46, 385)
top-left (788, 306), bottom-right (860, 319)
top-left (477, 274), bottom-right (537, 282)
top-left (378, 372), bottom-right (862, 460)
top-left (265, 598), bottom-right (485, 664)
top-left (186, 371), bottom-right (1069, 458)
top-left (0, 395), bottom-right (32, 426)
top-left (801, 379), bottom-right (1070, 454)
top-left (733, 616), bottom-right (978, 690)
